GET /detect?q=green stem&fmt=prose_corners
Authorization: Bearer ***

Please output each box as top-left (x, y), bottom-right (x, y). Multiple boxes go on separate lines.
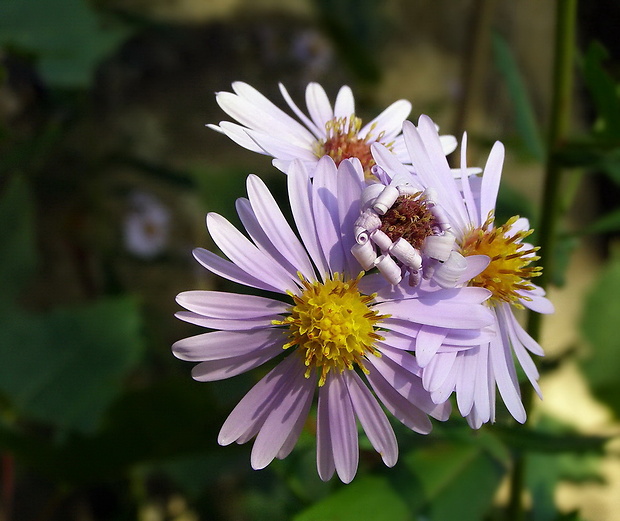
top-left (509, 1), bottom-right (578, 520)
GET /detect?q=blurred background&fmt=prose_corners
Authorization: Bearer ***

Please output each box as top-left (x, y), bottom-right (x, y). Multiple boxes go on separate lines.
top-left (1, 1), bottom-right (620, 520)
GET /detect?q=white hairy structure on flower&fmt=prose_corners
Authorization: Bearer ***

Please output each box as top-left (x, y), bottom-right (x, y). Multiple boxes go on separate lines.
top-left (351, 172), bottom-right (466, 287)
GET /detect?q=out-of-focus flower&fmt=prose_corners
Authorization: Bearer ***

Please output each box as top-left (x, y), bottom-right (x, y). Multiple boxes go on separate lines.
top-left (173, 157), bottom-right (493, 482)
top-left (123, 190), bottom-right (170, 259)
top-left (207, 82), bottom-right (457, 178)
top-left (373, 116), bottom-right (554, 428)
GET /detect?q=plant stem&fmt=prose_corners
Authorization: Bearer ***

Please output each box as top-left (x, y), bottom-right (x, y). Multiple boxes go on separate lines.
top-left (509, 1), bottom-right (578, 520)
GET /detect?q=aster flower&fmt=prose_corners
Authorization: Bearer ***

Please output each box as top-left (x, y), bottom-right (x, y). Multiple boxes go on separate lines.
top-left (372, 115), bottom-right (554, 428)
top-left (172, 156), bottom-right (494, 482)
top-left (207, 81), bottom-right (457, 178)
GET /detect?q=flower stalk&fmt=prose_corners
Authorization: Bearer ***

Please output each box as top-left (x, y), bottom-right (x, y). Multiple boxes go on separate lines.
top-left (510, 1), bottom-right (578, 520)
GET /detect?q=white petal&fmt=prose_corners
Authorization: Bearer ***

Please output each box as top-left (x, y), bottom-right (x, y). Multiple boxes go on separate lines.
top-left (193, 248), bottom-right (282, 293)
top-left (347, 371), bottom-right (398, 467)
top-left (287, 160), bottom-right (329, 278)
top-left (361, 99), bottom-right (412, 141)
top-left (176, 291), bottom-right (288, 318)
top-left (251, 366), bottom-right (314, 469)
top-left (305, 82), bottom-right (334, 132)
top-left (247, 175), bottom-right (315, 280)
top-left (191, 343), bottom-right (284, 381)
top-left (326, 371), bottom-right (358, 483)
top-left (172, 328), bottom-right (284, 362)
top-left (207, 212), bottom-right (296, 292)
top-left (479, 141), bottom-right (505, 224)
top-left (333, 85), bottom-right (355, 118)
top-left (316, 384), bottom-right (335, 481)
top-left (218, 355), bottom-right (300, 445)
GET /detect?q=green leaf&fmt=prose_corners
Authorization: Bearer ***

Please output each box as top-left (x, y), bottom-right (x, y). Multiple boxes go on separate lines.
top-left (582, 41), bottom-right (620, 138)
top-left (0, 376), bottom-right (222, 483)
top-left (0, 297), bottom-right (144, 432)
top-left (293, 475), bottom-right (410, 521)
top-left (0, 175), bottom-right (37, 304)
top-left (0, 0), bottom-right (128, 88)
top-left (493, 425), bottom-right (608, 454)
top-left (575, 207), bottom-right (620, 236)
top-left (580, 255), bottom-right (620, 416)
top-left (493, 33), bottom-right (545, 161)
top-left (400, 435), bottom-right (508, 521)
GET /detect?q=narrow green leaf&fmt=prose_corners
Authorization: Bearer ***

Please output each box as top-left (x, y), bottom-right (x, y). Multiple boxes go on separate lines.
top-left (293, 475), bottom-right (410, 521)
top-left (493, 33), bottom-right (545, 161)
top-left (575, 207), bottom-right (620, 236)
top-left (493, 425), bottom-right (608, 454)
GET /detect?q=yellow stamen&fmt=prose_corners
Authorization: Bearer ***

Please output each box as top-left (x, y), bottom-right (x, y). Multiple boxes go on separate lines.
top-left (460, 215), bottom-right (542, 309)
top-left (314, 115), bottom-right (389, 180)
top-left (272, 272), bottom-right (388, 386)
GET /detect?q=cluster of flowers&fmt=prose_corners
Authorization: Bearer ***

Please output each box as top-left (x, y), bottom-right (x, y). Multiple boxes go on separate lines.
top-left (173, 83), bottom-right (554, 483)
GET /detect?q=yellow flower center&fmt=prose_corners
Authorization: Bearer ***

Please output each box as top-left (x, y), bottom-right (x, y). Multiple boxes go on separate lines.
top-left (460, 215), bottom-right (542, 308)
top-left (314, 116), bottom-right (389, 180)
top-left (273, 273), bottom-right (387, 386)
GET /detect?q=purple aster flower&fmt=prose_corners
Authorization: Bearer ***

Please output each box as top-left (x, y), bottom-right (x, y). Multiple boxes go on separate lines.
top-left (372, 115), bottom-right (554, 428)
top-left (207, 82), bottom-right (457, 178)
top-left (173, 156), bottom-right (494, 482)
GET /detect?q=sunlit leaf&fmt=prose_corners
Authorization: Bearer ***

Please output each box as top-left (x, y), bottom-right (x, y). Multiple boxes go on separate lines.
top-left (580, 255), bottom-right (620, 417)
top-left (293, 475), bottom-right (410, 521)
top-left (401, 435), bottom-right (508, 521)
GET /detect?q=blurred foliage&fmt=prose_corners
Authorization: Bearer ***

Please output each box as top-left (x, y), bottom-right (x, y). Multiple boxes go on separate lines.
top-left (0, 0), bottom-right (620, 520)
top-left (0, 0), bottom-right (129, 88)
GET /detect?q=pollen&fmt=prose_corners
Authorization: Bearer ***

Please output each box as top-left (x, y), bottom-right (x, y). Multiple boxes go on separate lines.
top-left (315, 115), bottom-right (389, 180)
top-left (460, 215), bottom-right (542, 308)
top-left (272, 273), bottom-right (388, 386)
top-left (379, 192), bottom-right (438, 249)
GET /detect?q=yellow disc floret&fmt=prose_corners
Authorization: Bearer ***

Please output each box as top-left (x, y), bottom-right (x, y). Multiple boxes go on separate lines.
top-left (314, 115), bottom-right (391, 180)
top-left (272, 273), bottom-right (388, 386)
top-left (460, 215), bottom-right (542, 309)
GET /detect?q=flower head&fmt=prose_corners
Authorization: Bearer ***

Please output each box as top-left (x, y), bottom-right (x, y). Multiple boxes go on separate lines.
top-left (173, 157), bottom-right (493, 482)
top-left (372, 116), bottom-right (554, 428)
top-left (208, 82), bottom-right (457, 179)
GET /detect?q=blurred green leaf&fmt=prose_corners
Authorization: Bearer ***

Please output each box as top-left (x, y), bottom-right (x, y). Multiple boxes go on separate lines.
top-left (580, 255), bottom-right (620, 416)
top-left (293, 475), bottom-right (410, 521)
top-left (493, 425), bottom-right (608, 454)
top-left (311, 0), bottom-right (383, 83)
top-left (582, 41), bottom-right (620, 138)
top-left (493, 33), bottom-right (545, 161)
top-left (189, 166), bottom-right (250, 219)
top-left (575, 207), bottom-right (620, 236)
top-left (400, 435), bottom-right (508, 521)
top-left (0, 376), bottom-right (221, 483)
top-left (0, 297), bottom-right (144, 432)
top-left (496, 183), bottom-right (537, 229)
top-left (0, 0), bottom-right (128, 88)
top-left (0, 175), bottom-right (36, 304)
